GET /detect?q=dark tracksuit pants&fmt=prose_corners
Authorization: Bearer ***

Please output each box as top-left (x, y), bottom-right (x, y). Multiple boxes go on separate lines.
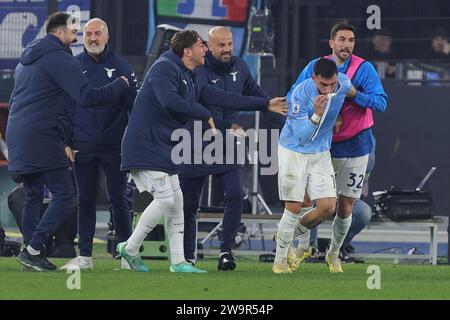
top-left (21, 167), bottom-right (76, 251)
top-left (180, 168), bottom-right (243, 260)
top-left (74, 148), bottom-right (131, 257)
top-left (9, 183), bottom-right (77, 251)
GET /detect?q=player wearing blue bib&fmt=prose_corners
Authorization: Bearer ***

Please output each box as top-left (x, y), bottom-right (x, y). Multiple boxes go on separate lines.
top-left (273, 58), bottom-right (355, 273)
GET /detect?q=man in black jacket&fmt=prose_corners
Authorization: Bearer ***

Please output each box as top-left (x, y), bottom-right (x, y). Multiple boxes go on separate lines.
top-left (60, 18), bottom-right (138, 271)
top-left (7, 12), bottom-right (128, 271)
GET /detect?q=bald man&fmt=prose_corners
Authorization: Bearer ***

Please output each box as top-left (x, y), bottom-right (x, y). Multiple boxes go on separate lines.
top-left (61, 18), bottom-right (138, 270)
top-left (179, 26), bottom-right (271, 271)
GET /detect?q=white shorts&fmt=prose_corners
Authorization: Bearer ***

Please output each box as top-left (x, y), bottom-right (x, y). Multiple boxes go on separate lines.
top-left (278, 145), bottom-right (336, 202)
top-left (131, 170), bottom-right (180, 199)
top-left (332, 155), bottom-right (369, 198)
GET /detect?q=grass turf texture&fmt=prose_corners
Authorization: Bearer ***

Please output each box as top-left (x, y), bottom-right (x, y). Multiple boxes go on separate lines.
top-left (0, 253), bottom-right (449, 299)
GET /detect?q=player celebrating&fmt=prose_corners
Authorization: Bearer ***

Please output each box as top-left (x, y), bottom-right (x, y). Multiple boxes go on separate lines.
top-left (273, 58), bottom-right (355, 274)
top-left (287, 24), bottom-right (388, 272)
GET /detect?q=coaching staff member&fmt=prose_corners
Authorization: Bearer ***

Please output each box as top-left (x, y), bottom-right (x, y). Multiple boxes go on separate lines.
top-left (6, 12), bottom-right (129, 271)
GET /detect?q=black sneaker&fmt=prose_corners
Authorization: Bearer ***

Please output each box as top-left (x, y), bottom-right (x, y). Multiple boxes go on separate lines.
top-left (39, 253), bottom-right (58, 270)
top-left (339, 247), bottom-right (356, 264)
top-left (16, 249), bottom-right (57, 271)
top-left (218, 251), bottom-right (236, 271)
top-left (345, 244), bottom-right (355, 254)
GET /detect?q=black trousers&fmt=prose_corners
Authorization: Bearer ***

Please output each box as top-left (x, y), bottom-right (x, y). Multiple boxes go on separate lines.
top-left (180, 168), bottom-right (243, 260)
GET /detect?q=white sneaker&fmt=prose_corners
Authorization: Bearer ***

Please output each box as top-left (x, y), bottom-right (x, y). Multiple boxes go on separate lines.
top-left (60, 256), bottom-right (94, 270)
top-left (120, 257), bottom-right (132, 270)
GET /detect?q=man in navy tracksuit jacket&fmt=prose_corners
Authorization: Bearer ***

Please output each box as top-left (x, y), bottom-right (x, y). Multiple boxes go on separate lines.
top-left (60, 19), bottom-right (138, 270)
top-left (6, 12), bottom-right (128, 271)
top-left (118, 30), bottom-right (285, 273)
top-left (179, 27), bottom-right (270, 270)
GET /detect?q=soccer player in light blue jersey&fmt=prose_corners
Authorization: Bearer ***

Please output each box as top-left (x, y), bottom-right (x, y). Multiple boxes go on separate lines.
top-left (287, 24), bottom-right (387, 273)
top-left (273, 58), bottom-right (356, 273)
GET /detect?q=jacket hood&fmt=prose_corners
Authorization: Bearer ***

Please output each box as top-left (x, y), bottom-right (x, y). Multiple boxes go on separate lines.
top-left (20, 34), bottom-right (70, 65)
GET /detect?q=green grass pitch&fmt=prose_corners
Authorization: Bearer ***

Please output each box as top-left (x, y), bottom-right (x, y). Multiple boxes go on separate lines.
top-left (1, 250), bottom-right (450, 300)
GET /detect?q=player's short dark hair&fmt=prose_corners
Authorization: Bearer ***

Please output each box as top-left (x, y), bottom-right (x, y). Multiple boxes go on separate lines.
top-left (46, 12), bottom-right (72, 33)
top-left (313, 58), bottom-right (338, 78)
top-left (330, 23), bottom-right (356, 39)
top-left (170, 30), bottom-right (201, 58)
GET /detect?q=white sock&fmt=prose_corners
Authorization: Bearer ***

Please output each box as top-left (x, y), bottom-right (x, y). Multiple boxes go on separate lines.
top-left (328, 215), bottom-right (352, 255)
top-left (297, 230), bottom-right (311, 250)
top-left (166, 189), bottom-right (186, 265)
top-left (274, 209), bottom-right (299, 264)
top-left (125, 198), bottom-right (169, 256)
top-left (294, 206), bottom-right (313, 249)
top-left (26, 245), bottom-right (40, 256)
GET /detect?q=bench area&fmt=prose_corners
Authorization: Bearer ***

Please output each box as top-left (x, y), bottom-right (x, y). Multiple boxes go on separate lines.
top-left (197, 212), bottom-right (445, 265)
